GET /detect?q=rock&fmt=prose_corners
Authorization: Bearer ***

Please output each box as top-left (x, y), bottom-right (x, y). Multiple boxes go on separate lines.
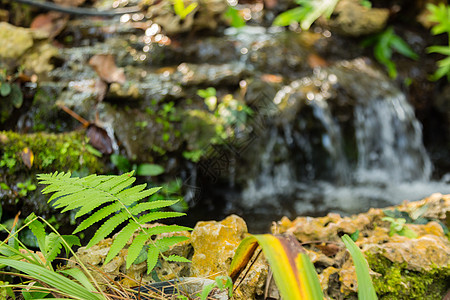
top-left (190, 214), bottom-right (248, 278)
top-left (141, 0), bottom-right (228, 35)
top-left (21, 43), bottom-right (59, 75)
top-left (273, 193), bottom-right (450, 299)
top-left (233, 251), bottom-right (268, 300)
top-left (0, 22), bottom-right (33, 59)
top-left (0, 22), bottom-right (58, 75)
top-left (318, 0), bottom-right (389, 37)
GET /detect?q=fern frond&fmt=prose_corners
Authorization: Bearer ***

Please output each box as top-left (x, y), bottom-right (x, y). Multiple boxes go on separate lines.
top-left (38, 171), bottom-right (192, 274)
top-left (166, 255), bottom-right (191, 263)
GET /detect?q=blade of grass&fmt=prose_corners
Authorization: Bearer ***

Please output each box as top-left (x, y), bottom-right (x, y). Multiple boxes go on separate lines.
top-left (342, 234), bottom-right (377, 300)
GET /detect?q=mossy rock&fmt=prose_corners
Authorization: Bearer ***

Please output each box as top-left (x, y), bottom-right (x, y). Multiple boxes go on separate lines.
top-left (366, 253), bottom-right (450, 299)
top-left (0, 130), bottom-right (103, 174)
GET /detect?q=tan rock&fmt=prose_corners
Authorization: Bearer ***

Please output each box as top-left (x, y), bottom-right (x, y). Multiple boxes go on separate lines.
top-left (190, 214), bottom-right (247, 278)
top-left (0, 22), bottom-right (33, 59)
top-left (318, 0), bottom-right (389, 36)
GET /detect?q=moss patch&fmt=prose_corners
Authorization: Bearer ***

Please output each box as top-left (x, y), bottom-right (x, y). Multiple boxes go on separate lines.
top-left (366, 252), bottom-right (450, 299)
top-left (0, 130), bottom-right (103, 174)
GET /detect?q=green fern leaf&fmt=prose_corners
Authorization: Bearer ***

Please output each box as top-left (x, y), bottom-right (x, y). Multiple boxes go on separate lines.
top-left (146, 246), bottom-right (159, 274)
top-left (86, 211), bottom-right (130, 248)
top-left (137, 211), bottom-right (186, 224)
top-left (104, 222), bottom-right (140, 264)
top-left (166, 255), bottom-right (191, 263)
top-left (155, 236), bottom-right (190, 252)
top-left (116, 186), bottom-right (162, 206)
top-left (126, 232), bottom-right (150, 268)
top-left (45, 233), bottom-right (63, 262)
top-left (130, 200), bottom-right (180, 214)
top-left (73, 202), bottom-right (122, 234)
top-left (25, 213), bottom-right (47, 254)
top-left (145, 225), bottom-right (192, 235)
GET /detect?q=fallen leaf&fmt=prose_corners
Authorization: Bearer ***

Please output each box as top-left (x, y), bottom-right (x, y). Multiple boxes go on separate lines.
top-left (315, 243), bottom-right (341, 257)
top-left (30, 12), bottom-right (68, 39)
top-left (89, 54), bottom-right (126, 84)
top-left (261, 74), bottom-right (283, 83)
top-left (86, 124), bottom-right (113, 154)
top-left (264, 0), bottom-right (278, 9)
top-left (307, 53), bottom-right (328, 68)
top-left (21, 147), bottom-right (34, 169)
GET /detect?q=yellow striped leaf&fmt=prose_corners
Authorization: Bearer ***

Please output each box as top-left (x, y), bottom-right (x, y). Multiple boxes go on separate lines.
top-left (230, 234), bottom-right (324, 300)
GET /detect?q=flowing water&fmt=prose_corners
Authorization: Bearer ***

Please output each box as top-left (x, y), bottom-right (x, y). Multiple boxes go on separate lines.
top-left (211, 60), bottom-right (450, 232)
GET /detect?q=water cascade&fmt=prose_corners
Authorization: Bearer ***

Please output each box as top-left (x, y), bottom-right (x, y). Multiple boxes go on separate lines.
top-left (233, 59), bottom-right (450, 229)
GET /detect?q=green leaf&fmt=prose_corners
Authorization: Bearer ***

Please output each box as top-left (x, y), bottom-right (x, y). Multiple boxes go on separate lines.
top-left (25, 214), bottom-right (47, 254)
top-left (273, 6), bottom-right (307, 27)
top-left (390, 36), bottom-right (419, 60)
top-left (126, 232), bottom-right (149, 268)
top-left (10, 84), bottom-right (23, 109)
top-left (200, 282), bottom-right (215, 300)
top-left (427, 45), bottom-right (450, 56)
top-left (110, 154), bottom-right (131, 172)
top-left (0, 82), bottom-right (11, 97)
top-left (166, 254), bottom-right (191, 263)
top-left (0, 258), bottom-right (104, 300)
top-left (146, 245), bottom-right (159, 274)
top-left (59, 268), bottom-right (98, 292)
top-left (136, 164), bottom-right (165, 176)
top-left (341, 235), bottom-right (377, 300)
top-left (197, 87), bottom-right (216, 98)
top-left (230, 234), bottom-right (323, 300)
top-left (224, 6), bottom-right (246, 28)
top-left (104, 222), bottom-right (140, 264)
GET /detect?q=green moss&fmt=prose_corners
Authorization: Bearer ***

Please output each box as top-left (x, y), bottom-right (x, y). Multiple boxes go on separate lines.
top-left (0, 130), bottom-right (103, 174)
top-left (366, 252), bottom-right (450, 299)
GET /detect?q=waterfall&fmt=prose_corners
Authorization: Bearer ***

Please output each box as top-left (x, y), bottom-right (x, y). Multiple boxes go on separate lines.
top-left (354, 92), bottom-right (432, 183)
top-left (237, 59), bottom-right (448, 224)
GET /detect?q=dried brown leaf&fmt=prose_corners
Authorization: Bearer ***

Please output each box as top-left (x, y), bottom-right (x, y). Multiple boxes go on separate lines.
top-left (89, 54), bottom-right (126, 84)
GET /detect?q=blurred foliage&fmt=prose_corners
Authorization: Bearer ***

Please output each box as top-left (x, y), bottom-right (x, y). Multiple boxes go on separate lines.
top-left (362, 27), bottom-right (418, 78)
top-left (426, 3), bottom-right (450, 81)
top-left (272, 0), bottom-right (338, 30)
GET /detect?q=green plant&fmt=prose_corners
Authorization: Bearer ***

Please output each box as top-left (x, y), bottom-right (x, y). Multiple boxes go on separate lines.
top-left (199, 275), bottom-right (233, 300)
top-left (272, 0), bottom-right (339, 30)
top-left (224, 6), bottom-right (246, 28)
top-left (0, 172), bottom-right (192, 299)
top-left (382, 217), bottom-right (418, 238)
top-left (37, 171), bottom-right (192, 272)
top-left (197, 87), bottom-right (253, 139)
top-left (111, 154), bottom-right (165, 176)
top-left (362, 26), bottom-right (419, 78)
top-left (16, 178), bottom-right (36, 197)
top-left (426, 3), bottom-right (450, 81)
top-left (0, 214), bottom-right (104, 299)
top-left (173, 0), bottom-right (198, 20)
top-left (230, 234), bottom-right (377, 299)
top-left (0, 69), bottom-right (23, 112)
